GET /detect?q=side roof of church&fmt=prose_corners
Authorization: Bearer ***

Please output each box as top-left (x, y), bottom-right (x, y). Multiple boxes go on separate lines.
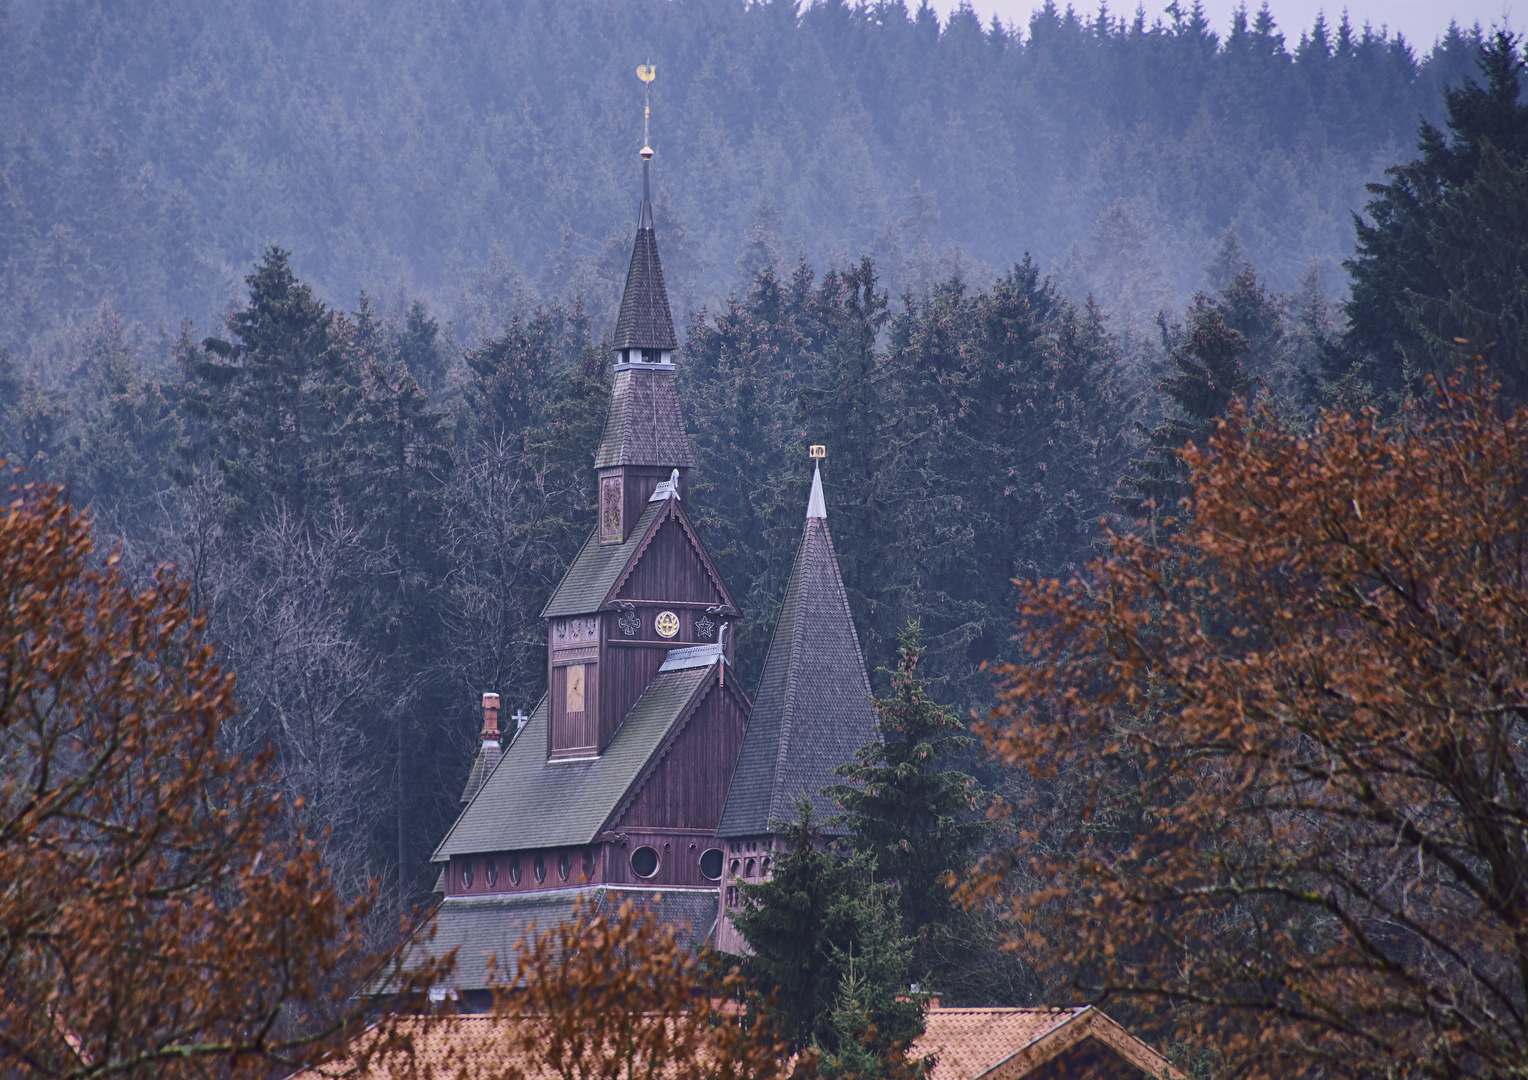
top-left (717, 464), bottom-right (878, 837)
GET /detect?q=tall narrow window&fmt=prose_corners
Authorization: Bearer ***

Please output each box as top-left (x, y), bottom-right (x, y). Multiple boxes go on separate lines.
top-left (566, 664), bottom-right (585, 712)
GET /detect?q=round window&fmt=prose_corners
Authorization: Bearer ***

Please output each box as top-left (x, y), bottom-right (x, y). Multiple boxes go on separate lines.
top-left (510, 855), bottom-right (521, 885)
top-left (699, 848), bottom-right (724, 881)
top-left (486, 859), bottom-right (498, 887)
top-left (631, 845), bottom-right (660, 878)
top-left (559, 851), bottom-right (571, 881)
top-left (534, 853), bottom-right (546, 883)
top-left (462, 861), bottom-right (474, 889)
top-left (654, 611), bottom-right (679, 639)
top-left (582, 849), bottom-right (595, 880)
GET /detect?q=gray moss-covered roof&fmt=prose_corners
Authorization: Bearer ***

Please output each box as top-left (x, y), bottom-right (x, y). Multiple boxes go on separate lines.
top-left (717, 509), bottom-right (878, 838)
top-left (593, 364), bottom-right (695, 470)
top-left (542, 502), bottom-right (663, 618)
top-left (432, 663), bottom-right (716, 860)
top-left (406, 886), bottom-right (719, 991)
top-left (612, 225), bottom-right (678, 352)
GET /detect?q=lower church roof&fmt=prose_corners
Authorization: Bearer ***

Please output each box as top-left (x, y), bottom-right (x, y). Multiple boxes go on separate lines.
top-left (409, 886), bottom-right (719, 992)
top-left (432, 661), bottom-right (715, 859)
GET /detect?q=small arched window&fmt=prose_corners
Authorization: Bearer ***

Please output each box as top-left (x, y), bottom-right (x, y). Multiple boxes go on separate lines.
top-left (745, 858), bottom-right (756, 878)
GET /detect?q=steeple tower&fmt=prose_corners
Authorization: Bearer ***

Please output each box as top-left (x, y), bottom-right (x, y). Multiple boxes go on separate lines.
top-left (713, 453), bottom-right (878, 951)
top-left (595, 133), bottom-right (694, 545)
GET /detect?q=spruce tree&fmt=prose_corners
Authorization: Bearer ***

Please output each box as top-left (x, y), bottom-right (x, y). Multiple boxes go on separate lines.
top-left (1118, 305), bottom-right (1251, 527)
top-left (732, 803), bottom-right (922, 1062)
top-left (1330, 31), bottom-right (1528, 406)
top-left (183, 246), bottom-right (353, 525)
top-left (828, 622), bottom-right (991, 941)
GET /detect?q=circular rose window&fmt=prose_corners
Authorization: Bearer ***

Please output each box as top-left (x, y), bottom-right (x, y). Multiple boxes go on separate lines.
top-left (699, 848), bottom-right (724, 881)
top-left (654, 611), bottom-right (679, 639)
top-left (631, 846), bottom-right (660, 878)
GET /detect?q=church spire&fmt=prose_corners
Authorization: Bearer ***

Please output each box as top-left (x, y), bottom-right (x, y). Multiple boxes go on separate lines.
top-left (717, 450), bottom-right (878, 838)
top-left (611, 66), bottom-right (677, 358)
top-left (595, 66), bottom-right (693, 544)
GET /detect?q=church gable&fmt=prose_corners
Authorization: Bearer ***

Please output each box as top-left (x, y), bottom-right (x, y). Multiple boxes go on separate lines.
top-left (608, 670), bottom-right (751, 833)
top-left (612, 501), bottom-right (733, 609)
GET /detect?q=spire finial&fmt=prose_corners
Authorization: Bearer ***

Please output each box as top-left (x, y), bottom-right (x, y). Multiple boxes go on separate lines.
top-left (636, 63), bottom-right (656, 229)
top-left (807, 447), bottom-right (827, 519)
top-left (637, 62), bottom-right (656, 159)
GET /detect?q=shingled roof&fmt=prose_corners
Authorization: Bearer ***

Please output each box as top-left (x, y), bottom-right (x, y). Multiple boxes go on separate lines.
top-left (542, 497), bottom-right (729, 619)
top-left (611, 160), bottom-right (678, 352)
top-left (592, 363), bottom-right (695, 470)
top-left (433, 660), bottom-right (721, 858)
top-left (404, 885), bottom-right (719, 992)
top-left (717, 464), bottom-right (878, 837)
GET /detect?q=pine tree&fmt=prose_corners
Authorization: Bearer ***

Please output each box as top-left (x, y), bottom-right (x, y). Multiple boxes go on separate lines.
top-left (183, 246), bottom-right (353, 525)
top-left (732, 803), bottom-right (922, 1061)
top-left (829, 622), bottom-right (990, 938)
top-left (1408, 142), bottom-right (1528, 391)
top-left (1329, 31), bottom-right (1528, 406)
top-left (1119, 305), bottom-right (1251, 527)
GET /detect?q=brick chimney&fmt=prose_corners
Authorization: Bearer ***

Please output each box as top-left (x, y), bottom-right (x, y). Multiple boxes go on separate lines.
top-left (481, 692), bottom-right (502, 743)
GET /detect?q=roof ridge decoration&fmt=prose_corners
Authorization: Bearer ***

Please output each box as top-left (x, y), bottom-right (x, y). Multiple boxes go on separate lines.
top-left (648, 468), bottom-right (682, 502)
top-left (717, 458), bottom-right (879, 838)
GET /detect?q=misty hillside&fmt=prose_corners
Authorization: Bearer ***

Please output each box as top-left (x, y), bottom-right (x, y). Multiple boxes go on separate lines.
top-left (0, 0), bottom-right (1488, 358)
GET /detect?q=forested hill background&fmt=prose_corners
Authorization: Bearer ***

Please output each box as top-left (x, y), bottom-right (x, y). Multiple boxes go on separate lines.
top-left (0, 0), bottom-right (1488, 358)
top-left (1, 0), bottom-right (1517, 919)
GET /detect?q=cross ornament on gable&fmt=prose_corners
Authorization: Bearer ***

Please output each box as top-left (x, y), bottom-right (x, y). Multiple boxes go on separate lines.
top-left (511, 710), bottom-right (529, 734)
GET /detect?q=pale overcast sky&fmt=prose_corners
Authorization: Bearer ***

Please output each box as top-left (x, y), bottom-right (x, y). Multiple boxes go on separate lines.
top-left (931, 0), bottom-right (1516, 49)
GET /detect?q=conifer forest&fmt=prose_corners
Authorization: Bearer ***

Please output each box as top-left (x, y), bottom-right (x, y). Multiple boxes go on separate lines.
top-left (3, 1), bottom-right (1528, 1075)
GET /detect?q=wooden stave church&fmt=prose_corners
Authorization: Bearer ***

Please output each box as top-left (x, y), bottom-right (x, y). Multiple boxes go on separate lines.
top-left (416, 148), bottom-right (879, 1003)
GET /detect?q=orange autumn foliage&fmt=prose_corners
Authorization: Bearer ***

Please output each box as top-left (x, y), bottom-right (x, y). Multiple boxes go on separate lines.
top-left (0, 479), bottom-right (446, 1080)
top-left (964, 374), bottom-right (1528, 1079)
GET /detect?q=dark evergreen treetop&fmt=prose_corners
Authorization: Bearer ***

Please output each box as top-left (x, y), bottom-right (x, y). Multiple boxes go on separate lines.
top-left (828, 622), bottom-right (991, 941)
top-left (732, 802), bottom-right (923, 1065)
top-left (1329, 31), bottom-right (1528, 407)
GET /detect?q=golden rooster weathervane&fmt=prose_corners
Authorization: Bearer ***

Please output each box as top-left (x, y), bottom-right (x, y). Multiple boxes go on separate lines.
top-left (636, 62), bottom-right (656, 158)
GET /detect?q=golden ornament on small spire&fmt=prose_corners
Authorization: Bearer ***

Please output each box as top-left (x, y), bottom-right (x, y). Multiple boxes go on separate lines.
top-left (809, 445), bottom-right (826, 459)
top-left (636, 62), bottom-right (656, 157)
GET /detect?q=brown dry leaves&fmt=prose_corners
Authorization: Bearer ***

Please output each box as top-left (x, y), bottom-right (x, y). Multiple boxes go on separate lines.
top-left (0, 480), bottom-right (446, 1080)
top-left (963, 373), bottom-right (1528, 1079)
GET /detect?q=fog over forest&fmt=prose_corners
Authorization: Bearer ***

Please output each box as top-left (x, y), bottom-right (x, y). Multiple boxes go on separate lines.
top-left (0, 0), bottom-right (1492, 358)
top-left (0, 0), bottom-right (1518, 911)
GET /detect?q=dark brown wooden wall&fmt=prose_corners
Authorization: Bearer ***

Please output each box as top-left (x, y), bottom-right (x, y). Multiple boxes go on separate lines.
top-left (614, 678), bottom-right (748, 832)
top-left (613, 466), bottom-right (689, 544)
top-left (598, 642), bottom-right (666, 750)
top-left (618, 518), bottom-right (723, 605)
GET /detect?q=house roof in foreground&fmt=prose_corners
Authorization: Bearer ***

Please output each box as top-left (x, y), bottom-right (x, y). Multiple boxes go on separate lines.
top-left (295, 1005), bottom-right (1181, 1079)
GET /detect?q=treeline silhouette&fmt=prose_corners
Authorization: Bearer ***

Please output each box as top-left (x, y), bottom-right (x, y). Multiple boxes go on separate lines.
top-left (0, 0), bottom-right (1490, 359)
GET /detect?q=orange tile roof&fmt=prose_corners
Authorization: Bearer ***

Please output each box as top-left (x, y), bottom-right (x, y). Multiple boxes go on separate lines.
top-left (915, 1007), bottom-right (1087, 1080)
top-left (295, 1006), bottom-right (1179, 1080)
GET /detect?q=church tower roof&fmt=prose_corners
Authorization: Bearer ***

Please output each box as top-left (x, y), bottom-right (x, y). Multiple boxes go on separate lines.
top-left (595, 149), bottom-right (693, 472)
top-left (717, 461), bottom-right (879, 837)
top-left (611, 154), bottom-right (679, 353)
